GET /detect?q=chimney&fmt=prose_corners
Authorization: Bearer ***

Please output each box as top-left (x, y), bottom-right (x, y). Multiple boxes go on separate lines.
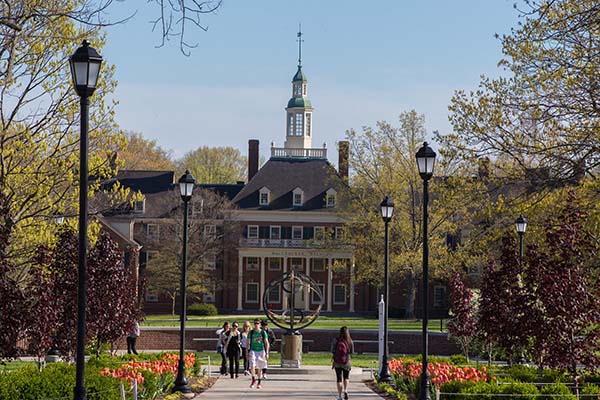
top-left (248, 139), bottom-right (259, 182)
top-left (338, 141), bottom-right (349, 180)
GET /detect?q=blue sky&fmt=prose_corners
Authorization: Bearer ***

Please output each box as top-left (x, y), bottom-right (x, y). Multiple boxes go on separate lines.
top-left (103, 0), bottom-right (520, 165)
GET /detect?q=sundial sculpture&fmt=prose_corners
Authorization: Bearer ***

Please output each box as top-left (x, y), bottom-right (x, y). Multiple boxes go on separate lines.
top-left (262, 269), bottom-right (323, 368)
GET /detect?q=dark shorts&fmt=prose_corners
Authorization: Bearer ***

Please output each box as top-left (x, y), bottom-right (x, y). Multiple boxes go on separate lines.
top-left (335, 367), bottom-right (349, 382)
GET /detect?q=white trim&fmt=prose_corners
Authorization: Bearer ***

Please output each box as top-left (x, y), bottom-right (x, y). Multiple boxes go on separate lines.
top-left (333, 284), bottom-right (346, 304)
top-left (245, 282), bottom-right (259, 303)
top-left (247, 225), bottom-right (259, 239)
top-left (237, 210), bottom-right (342, 223)
top-left (292, 188), bottom-right (304, 206)
top-left (133, 199), bottom-right (145, 214)
top-left (270, 225), bottom-right (281, 240)
top-left (259, 187), bottom-right (271, 206)
top-left (268, 257), bottom-right (282, 271)
top-left (292, 226), bottom-right (303, 240)
top-left (335, 226), bottom-right (345, 240)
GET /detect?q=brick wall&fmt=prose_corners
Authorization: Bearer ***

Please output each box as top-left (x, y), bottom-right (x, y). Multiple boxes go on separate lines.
top-left (118, 328), bottom-right (460, 356)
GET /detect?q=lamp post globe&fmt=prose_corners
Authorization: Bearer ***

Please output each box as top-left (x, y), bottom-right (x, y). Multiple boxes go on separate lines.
top-left (378, 196), bottom-right (394, 383)
top-left (515, 215), bottom-right (527, 261)
top-left (415, 142), bottom-right (436, 400)
top-left (69, 39), bottom-right (103, 400)
top-left (173, 170), bottom-right (196, 394)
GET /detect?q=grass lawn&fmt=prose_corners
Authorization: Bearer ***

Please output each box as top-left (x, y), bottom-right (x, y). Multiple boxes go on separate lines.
top-left (142, 314), bottom-right (447, 332)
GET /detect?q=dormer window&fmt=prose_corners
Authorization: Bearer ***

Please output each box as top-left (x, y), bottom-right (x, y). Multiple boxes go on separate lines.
top-left (326, 188), bottom-right (337, 208)
top-left (259, 187), bottom-right (271, 206)
top-left (293, 188), bottom-right (304, 206)
top-left (133, 198), bottom-right (145, 214)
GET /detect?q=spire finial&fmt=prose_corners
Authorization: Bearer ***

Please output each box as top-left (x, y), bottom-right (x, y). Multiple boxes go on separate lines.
top-left (297, 23), bottom-right (303, 67)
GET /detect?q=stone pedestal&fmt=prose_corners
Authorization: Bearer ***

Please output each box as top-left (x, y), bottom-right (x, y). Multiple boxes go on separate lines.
top-left (281, 333), bottom-right (302, 368)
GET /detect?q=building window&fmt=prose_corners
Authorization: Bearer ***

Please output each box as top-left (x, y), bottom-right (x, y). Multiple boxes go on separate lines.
top-left (146, 224), bottom-right (160, 241)
top-left (312, 258), bottom-right (326, 272)
top-left (290, 258), bottom-right (303, 271)
top-left (288, 114), bottom-right (294, 136)
top-left (260, 192), bottom-right (269, 205)
top-left (303, 84), bottom-right (307, 96)
top-left (294, 84), bottom-right (302, 97)
top-left (269, 258), bottom-right (282, 271)
top-left (270, 226), bottom-right (281, 240)
top-left (306, 113), bottom-right (311, 137)
top-left (335, 227), bottom-right (345, 240)
top-left (295, 113), bottom-right (303, 136)
top-left (246, 257), bottom-right (259, 271)
top-left (334, 284), bottom-right (346, 304)
top-left (326, 193), bottom-right (336, 208)
top-left (247, 225), bottom-right (259, 239)
top-left (314, 226), bottom-right (325, 241)
top-left (133, 199), bottom-right (145, 214)
top-left (246, 283), bottom-right (259, 303)
top-left (433, 286), bottom-right (446, 308)
top-left (204, 225), bottom-right (216, 239)
top-left (293, 188), bottom-right (304, 206)
top-left (292, 226), bottom-right (303, 240)
top-left (312, 283), bottom-right (325, 303)
top-left (204, 253), bottom-right (216, 270)
top-left (267, 286), bottom-right (281, 303)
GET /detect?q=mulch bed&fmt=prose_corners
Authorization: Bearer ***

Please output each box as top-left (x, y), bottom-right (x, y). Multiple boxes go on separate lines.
top-left (155, 376), bottom-right (218, 399)
top-left (363, 379), bottom-right (411, 400)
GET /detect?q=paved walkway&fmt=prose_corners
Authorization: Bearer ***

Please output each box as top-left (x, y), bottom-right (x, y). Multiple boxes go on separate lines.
top-left (193, 366), bottom-right (382, 400)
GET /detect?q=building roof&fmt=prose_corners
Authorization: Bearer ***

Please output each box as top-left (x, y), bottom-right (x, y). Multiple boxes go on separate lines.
top-left (287, 97), bottom-right (312, 109)
top-left (233, 158), bottom-right (342, 210)
top-left (198, 183), bottom-right (245, 201)
top-left (107, 170), bottom-right (174, 194)
top-left (292, 66), bottom-right (307, 82)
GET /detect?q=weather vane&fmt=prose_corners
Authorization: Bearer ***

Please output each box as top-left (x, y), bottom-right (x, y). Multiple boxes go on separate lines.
top-left (297, 23), bottom-right (303, 67)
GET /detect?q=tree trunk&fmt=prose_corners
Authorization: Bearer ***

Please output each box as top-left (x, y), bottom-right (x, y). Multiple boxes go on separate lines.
top-left (169, 292), bottom-right (177, 316)
top-left (403, 272), bottom-right (417, 319)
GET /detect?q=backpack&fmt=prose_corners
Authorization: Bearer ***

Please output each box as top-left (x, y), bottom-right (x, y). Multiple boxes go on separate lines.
top-left (334, 339), bottom-right (349, 364)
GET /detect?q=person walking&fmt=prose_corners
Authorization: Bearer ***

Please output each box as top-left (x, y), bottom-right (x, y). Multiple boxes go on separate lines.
top-left (226, 322), bottom-right (242, 378)
top-left (261, 320), bottom-right (276, 378)
top-left (216, 321), bottom-right (230, 375)
top-left (240, 320), bottom-right (251, 375)
top-left (331, 326), bottom-right (354, 400)
top-left (247, 318), bottom-right (269, 389)
top-left (126, 320), bottom-right (140, 355)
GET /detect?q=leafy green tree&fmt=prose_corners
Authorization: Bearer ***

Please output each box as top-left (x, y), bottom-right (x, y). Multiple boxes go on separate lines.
top-left (176, 146), bottom-right (247, 184)
top-left (443, 0), bottom-right (600, 184)
top-left (340, 110), bottom-right (481, 317)
top-left (118, 131), bottom-right (175, 171)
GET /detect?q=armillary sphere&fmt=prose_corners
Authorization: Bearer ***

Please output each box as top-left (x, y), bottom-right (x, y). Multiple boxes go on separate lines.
top-left (262, 269), bottom-right (323, 332)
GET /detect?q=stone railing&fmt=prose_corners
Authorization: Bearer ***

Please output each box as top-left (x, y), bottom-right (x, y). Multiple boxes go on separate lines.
top-left (270, 147), bottom-right (327, 159)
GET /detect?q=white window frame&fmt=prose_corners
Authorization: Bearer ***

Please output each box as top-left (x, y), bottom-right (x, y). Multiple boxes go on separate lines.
top-left (326, 188), bottom-right (336, 208)
top-left (288, 113), bottom-right (294, 136)
top-left (314, 226), bottom-right (325, 241)
top-left (268, 258), bottom-right (282, 271)
top-left (312, 258), bottom-right (326, 272)
top-left (290, 257), bottom-right (303, 272)
top-left (267, 286), bottom-right (281, 303)
top-left (204, 224), bottom-right (216, 239)
top-left (245, 283), bottom-right (259, 303)
top-left (146, 224), bottom-right (160, 241)
top-left (246, 257), bottom-right (259, 271)
top-left (294, 113), bottom-right (304, 136)
top-left (333, 284), bottom-right (347, 304)
top-left (306, 113), bottom-right (312, 137)
top-left (204, 253), bottom-right (216, 270)
top-left (133, 199), bottom-right (145, 214)
top-left (270, 226), bottom-right (281, 240)
top-left (259, 187), bottom-right (270, 206)
top-left (335, 226), bottom-right (345, 240)
top-left (293, 188), bottom-right (304, 206)
top-left (292, 226), bottom-right (303, 240)
top-left (247, 225), bottom-right (259, 239)
top-left (312, 283), bottom-right (325, 304)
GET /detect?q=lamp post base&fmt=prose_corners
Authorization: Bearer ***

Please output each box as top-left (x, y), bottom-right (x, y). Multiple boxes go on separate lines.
top-left (172, 379), bottom-right (192, 394)
top-left (378, 357), bottom-right (392, 383)
top-left (419, 372), bottom-right (431, 400)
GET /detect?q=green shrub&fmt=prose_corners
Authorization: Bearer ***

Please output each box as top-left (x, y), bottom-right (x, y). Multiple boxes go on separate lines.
top-left (188, 303), bottom-right (218, 316)
top-left (461, 381), bottom-right (501, 400)
top-left (581, 383), bottom-right (600, 399)
top-left (378, 382), bottom-right (408, 400)
top-left (506, 365), bottom-right (540, 383)
top-left (449, 354), bottom-right (468, 365)
top-left (501, 382), bottom-right (538, 399)
top-left (538, 383), bottom-right (575, 400)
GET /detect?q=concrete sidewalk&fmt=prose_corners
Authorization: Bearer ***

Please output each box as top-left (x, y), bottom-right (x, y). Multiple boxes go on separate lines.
top-left (194, 366), bottom-right (382, 400)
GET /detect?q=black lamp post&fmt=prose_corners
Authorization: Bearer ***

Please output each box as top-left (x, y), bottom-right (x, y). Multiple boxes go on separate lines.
top-left (416, 142), bottom-right (436, 400)
top-left (173, 170), bottom-right (196, 394)
top-left (515, 215), bottom-right (527, 263)
top-left (378, 196), bottom-right (394, 383)
top-left (69, 40), bottom-right (103, 400)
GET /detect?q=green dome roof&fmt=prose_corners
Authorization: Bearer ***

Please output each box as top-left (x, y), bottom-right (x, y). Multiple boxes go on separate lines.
top-left (287, 97), bottom-right (312, 108)
top-left (292, 66), bottom-right (307, 82)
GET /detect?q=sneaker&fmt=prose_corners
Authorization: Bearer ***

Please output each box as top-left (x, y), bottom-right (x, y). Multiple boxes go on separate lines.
top-left (244, 370), bottom-right (248, 376)
top-left (250, 381), bottom-right (256, 389)
top-left (344, 392), bottom-right (349, 400)
top-left (263, 373), bottom-right (268, 379)
top-left (257, 383), bottom-right (262, 389)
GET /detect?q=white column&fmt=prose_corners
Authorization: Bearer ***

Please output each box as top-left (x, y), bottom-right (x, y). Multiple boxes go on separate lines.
top-left (237, 255), bottom-right (243, 311)
top-left (349, 257), bottom-right (355, 312)
top-left (327, 257), bottom-right (333, 312)
top-left (304, 257), bottom-right (311, 311)
top-left (259, 256), bottom-right (266, 311)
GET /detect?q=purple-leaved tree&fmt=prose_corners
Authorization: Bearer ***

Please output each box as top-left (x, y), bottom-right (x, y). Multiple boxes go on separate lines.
top-left (447, 272), bottom-right (476, 362)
